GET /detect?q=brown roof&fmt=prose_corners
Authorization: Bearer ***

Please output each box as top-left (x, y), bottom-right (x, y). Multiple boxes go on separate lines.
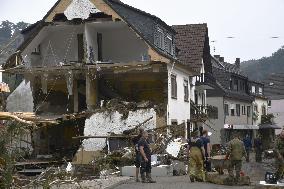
top-left (172, 24), bottom-right (208, 73)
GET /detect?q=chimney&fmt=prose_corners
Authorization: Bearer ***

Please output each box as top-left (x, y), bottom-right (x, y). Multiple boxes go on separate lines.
top-left (219, 57), bottom-right (224, 62)
top-left (235, 58), bottom-right (240, 68)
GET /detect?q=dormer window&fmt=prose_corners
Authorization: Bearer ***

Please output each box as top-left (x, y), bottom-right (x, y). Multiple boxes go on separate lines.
top-left (259, 87), bottom-right (263, 95)
top-left (251, 86), bottom-right (255, 94)
top-left (157, 27), bottom-right (164, 49)
top-left (165, 35), bottom-right (173, 55)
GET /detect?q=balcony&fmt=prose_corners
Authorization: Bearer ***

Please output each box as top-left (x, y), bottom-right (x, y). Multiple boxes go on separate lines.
top-left (195, 73), bottom-right (215, 90)
top-left (190, 101), bottom-right (218, 122)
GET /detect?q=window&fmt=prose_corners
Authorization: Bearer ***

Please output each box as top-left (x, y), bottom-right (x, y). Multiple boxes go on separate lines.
top-left (259, 87), bottom-right (263, 95)
top-left (184, 80), bottom-right (189, 102)
top-left (251, 86), bottom-right (255, 94)
top-left (236, 104), bottom-right (240, 116)
top-left (77, 34), bottom-right (84, 62)
top-left (229, 79), bottom-right (233, 90)
top-left (202, 93), bottom-right (205, 105)
top-left (262, 106), bottom-right (267, 115)
top-left (247, 106), bottom-right (251, 117)
top-left (268, 100), bottom-right (272, 107)
top-left (171, 75), bottom-right (177, 99)
top-left (97, 33), bottom-right (103, 61)
top-left (231, 109), bottom-right (235, 116)
top-left (165, 35), bottom-right (173, 55)
top-left (194, 90), bottom-right (198, 104)
top-left (254, 105), bottom-right (258, 112)
top-left (242, 105), bottom-right (246, 115)
top-left (171, 120), bottom-right (178, 125)
top-left (224, 104), bottom-right (229, 115)
top-left (233, 79), bottom-right (238, 91)
top-left (157, 27), bottom-right (164, 49)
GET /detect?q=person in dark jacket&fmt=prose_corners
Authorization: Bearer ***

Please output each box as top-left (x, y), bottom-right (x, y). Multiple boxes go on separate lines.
top-left (243, 134), bottom-right (252, 162)
top-left (132, 128), bottom-right (144, 182)
top-left (138, 130), bottom-right (156, 183)
top-left (200, 130), bottom-right (211, 172)
top-left (254, 134), bottom-right (263, 162)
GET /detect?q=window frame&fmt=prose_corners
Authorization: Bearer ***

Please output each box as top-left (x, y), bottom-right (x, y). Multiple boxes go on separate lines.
top-left (242, 105), bottom-right (246, 115)
top-left (184, 79), bottom-right (189, 102)
top-left (236, 104), bottom-right (240, 116)
top-left (224, 104), bottom-right (229, 116)
top-left (157, 27), bottom-right (164, 50)
top-left (231, 109), bottom-right (235, 116)
top-left (171, 74), bottom-right (177, 99)
top-left (165, 34), bottom-right (173, 55)
top-left (251, 86), bottom-right (255, 94)
top-left (247, 106), bottom-right (251, 117)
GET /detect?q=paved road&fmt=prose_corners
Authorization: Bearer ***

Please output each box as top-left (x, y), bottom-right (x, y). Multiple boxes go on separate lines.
top-left (113, 176), bottom-right (254, 189)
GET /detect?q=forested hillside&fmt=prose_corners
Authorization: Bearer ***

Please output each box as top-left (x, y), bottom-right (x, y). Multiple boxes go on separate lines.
top-left (0, 20), bottom-right (29, 65)
top-left (241, 46), bottom-right (284, 81)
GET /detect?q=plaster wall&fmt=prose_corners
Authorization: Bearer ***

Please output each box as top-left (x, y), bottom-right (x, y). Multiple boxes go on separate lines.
top-left (23, 25), bottom-right (84, 67)
top-left (224, 98), bottom-right (253, 125)
top-left (253, 97), bottom-right (268, 125)
top-left (206, 96), bottom-right (224, 144)
top-left (6, 80), bottom-right (34, 112)
top-left (167, 65), bottom-right (190, 125)
top-left (268, 99), bottom-right (284, 134)
top-left (82, 108), bottom-right (156, 152)
top-left (85, 22), bottom-right (148, 63)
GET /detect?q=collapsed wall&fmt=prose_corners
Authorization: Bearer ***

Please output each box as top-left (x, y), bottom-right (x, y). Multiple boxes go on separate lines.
top-left (82, 108), bottom-right (156, 151)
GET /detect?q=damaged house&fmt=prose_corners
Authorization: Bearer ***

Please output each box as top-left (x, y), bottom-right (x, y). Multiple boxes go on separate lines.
top-left (2, 0), bottom-right (210, 164)
top-left (173, 24), bottom-right (215, 136)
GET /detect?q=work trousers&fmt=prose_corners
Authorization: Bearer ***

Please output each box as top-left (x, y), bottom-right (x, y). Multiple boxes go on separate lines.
top-left (140, 156), bottom-right (151, 174)
top-left (255, 149), bottom-right (262, 162)
top-left (228, 160), bottom-right (242, 179)
top-left (189, 147), bottom-right (205, 181)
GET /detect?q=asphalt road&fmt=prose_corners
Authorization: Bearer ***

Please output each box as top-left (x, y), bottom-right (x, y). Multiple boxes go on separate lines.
top-left (113, 176), bottom-right (254, 189)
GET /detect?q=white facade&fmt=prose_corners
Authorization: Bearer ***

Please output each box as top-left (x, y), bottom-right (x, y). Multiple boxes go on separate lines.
top-left (167, 64), bottom-right (190, 125)
top-left (268, 99), bottom-right (284, 134)
top-left (253, 97), bottom-right (268, 126)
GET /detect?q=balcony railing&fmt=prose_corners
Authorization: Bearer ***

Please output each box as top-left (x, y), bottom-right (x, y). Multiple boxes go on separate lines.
top-left (190, 101), bottom-right (218, 122)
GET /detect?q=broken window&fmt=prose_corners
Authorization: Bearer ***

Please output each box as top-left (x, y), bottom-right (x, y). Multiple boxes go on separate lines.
top-left (171, 74), bottom-right (177, 99)
top-left (184, 80), bottom-right (189, 102)
top-left (236, 104), bottom-right (240, 116)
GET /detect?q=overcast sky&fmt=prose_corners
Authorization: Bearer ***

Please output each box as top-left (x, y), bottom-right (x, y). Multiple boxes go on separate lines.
top-left (1, 0), bottom-right (284, 62)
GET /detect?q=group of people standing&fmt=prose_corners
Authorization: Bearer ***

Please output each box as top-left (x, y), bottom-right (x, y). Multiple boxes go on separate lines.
top-left (132, 127), bottom-right (284, 184)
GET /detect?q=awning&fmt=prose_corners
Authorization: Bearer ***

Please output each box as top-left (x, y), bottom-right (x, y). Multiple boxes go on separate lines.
top-left (259, 123), bottom-right (282, 129)
top-left (224, 124), bottom-right (259, 130)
